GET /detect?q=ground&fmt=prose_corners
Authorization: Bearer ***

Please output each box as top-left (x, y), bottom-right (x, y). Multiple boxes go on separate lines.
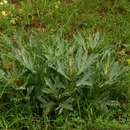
top-left (0, 0), bottom-right (130, 130)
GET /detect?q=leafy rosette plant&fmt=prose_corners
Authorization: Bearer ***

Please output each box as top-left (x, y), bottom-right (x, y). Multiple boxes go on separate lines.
top-left (0, 32), bottom-right (129, 124)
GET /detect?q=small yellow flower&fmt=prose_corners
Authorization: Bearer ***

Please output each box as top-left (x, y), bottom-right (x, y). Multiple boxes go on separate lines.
top-left (1, 11), bottom-right (7, 16)
top-left (3, 0), bottom-right (8, 4)
top-left (0, 2), bottom-right (3, 5)
top-left (127, 59), bottom-right (130, 65)
top-left (0, 0), bottom-right (7, 5)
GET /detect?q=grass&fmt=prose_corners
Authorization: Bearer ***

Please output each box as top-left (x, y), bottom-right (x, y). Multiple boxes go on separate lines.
top-left (0, 0), bottom-right (130, 130)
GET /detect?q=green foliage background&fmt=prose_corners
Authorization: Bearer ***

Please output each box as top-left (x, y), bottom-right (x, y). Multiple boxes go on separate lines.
top-left (0, 0), bottom-right (130, 130)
